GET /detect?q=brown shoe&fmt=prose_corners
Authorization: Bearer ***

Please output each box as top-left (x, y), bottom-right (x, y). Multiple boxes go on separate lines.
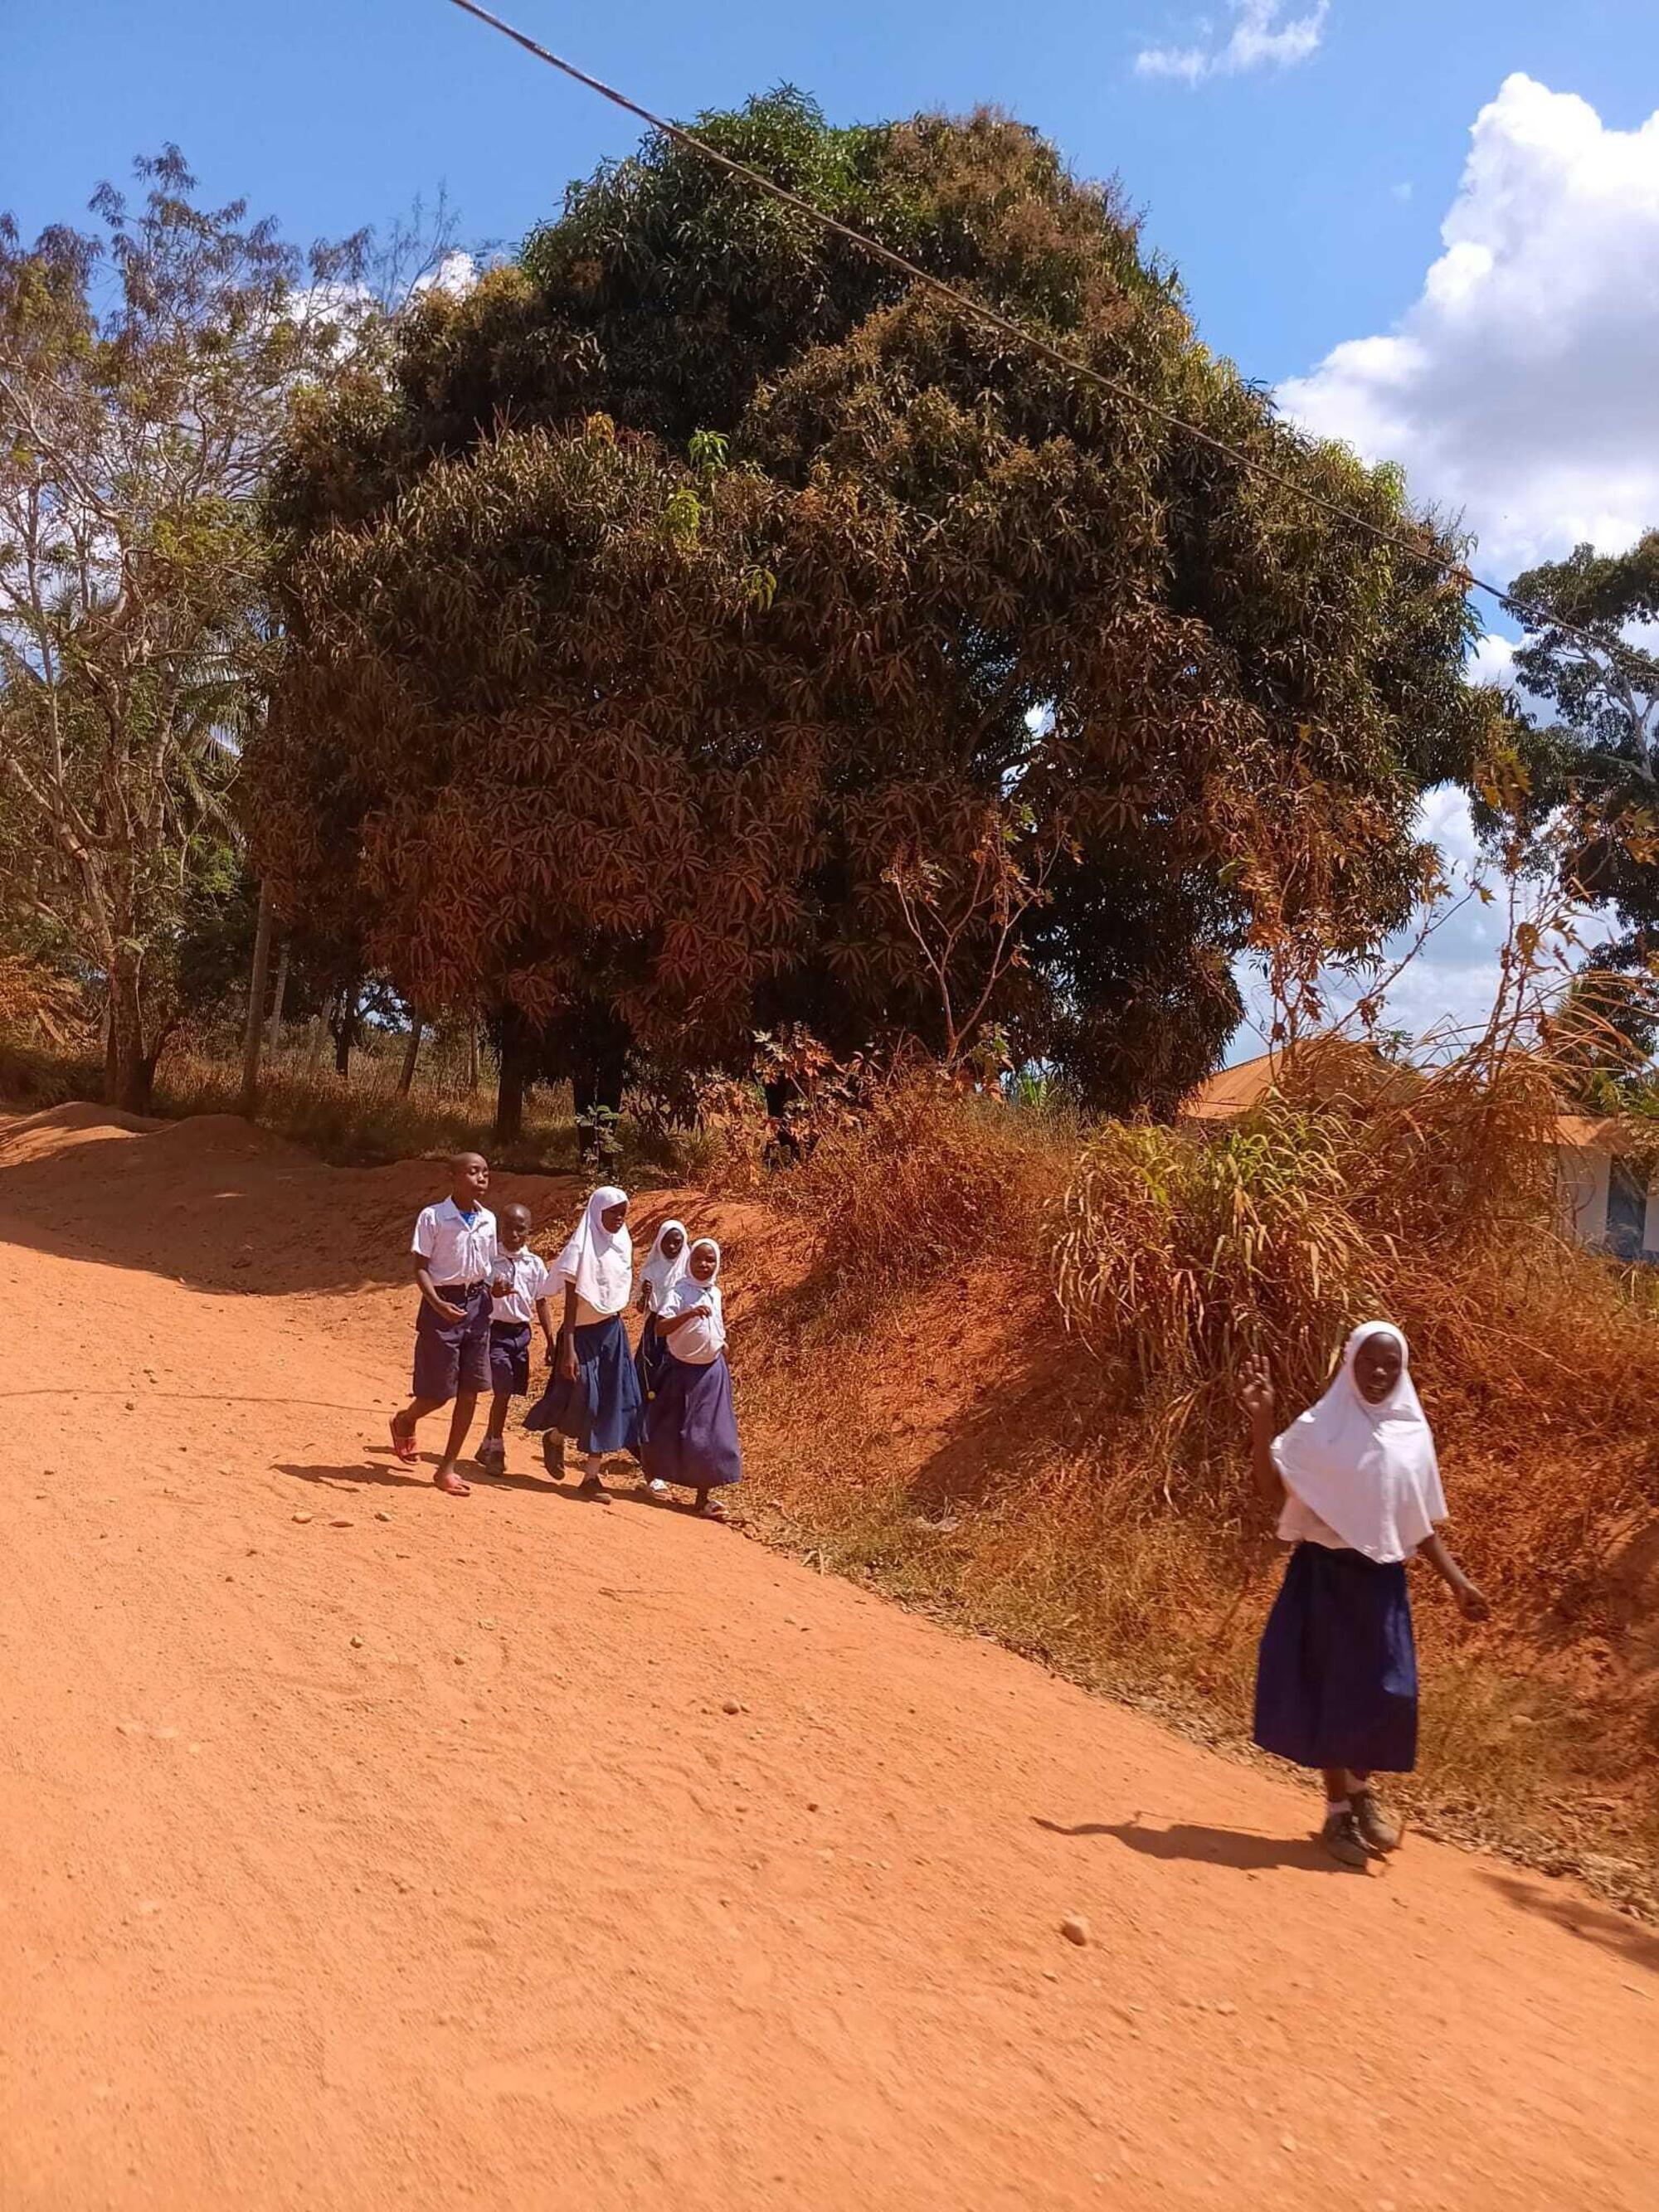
top-left (1321, 1807), bottom-right (1375, 1869)
top-left (1350, 1787), bottom-right (1402, 1855)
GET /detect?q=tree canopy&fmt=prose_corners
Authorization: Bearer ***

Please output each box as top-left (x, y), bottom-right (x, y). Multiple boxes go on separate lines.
top-left (1506, 533), bottom-right (1659, 941)
top-left (251, 91), bottom-right (1491, 1114)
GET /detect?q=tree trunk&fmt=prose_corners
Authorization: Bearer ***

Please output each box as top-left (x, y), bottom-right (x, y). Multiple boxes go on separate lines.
top-left (493, 1004), bottom-right (531, 1146)
top-left (466, 1018), bottom-right (480, 1096)
top-left (330, 980), bottom-right (361, 1080)
top-left (572, 1041), bottom-right (626, 1166)
top-left (308, 994), bottom-right (333, 1069)
top-left (240, 880), bottom-right (275, 1118)
top-left (106, 950), bottom-right (154, 1115)
top-left (127, 1047), bottom-right (163, 1116)
top-left (397, 1012), bottom-right (425, 1097)
top-left (265, 938), bottom-right (290, 1063)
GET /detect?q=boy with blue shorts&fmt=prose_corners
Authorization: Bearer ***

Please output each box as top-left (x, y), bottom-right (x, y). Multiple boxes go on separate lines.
top-left (390, 1151), bottom-right (497, 1497)
top-left (478, 1202), bottom-right (556, 1475)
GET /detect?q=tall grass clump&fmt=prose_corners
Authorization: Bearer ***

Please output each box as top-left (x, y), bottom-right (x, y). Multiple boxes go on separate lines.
top-left (1053, 1104), bottom-right (1381, 1451)
top-left (788, 1070), bottom-right (1072, 1296)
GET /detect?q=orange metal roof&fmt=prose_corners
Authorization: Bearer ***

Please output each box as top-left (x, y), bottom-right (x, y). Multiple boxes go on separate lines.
top-left (1184, 1050), bottom-right (1282, 1121)
top-left (1183, 1040), bottom-right (1389, 1121)
top-left (1186, 1053), bottom-right (1642, 1152)
top-left (1554, 1113), bottom-right (1625, 1149)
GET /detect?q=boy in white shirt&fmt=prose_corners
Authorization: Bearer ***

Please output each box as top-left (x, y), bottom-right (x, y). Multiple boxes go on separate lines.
top-left (390, 1151), bottom-right (497, 1497)
top-left (477, 1202), bottom-right (557, 1475)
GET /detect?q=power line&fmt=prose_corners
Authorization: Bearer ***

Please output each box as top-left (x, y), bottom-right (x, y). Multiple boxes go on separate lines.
top-left (442, 0), bottom-right (1599, 656)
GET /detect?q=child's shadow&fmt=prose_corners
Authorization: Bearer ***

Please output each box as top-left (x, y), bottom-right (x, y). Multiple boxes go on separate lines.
top-left (274, 1453), bottom-right (563, 1497)
top-left (275, 1456), bottom-right (428, 1493)
top-left (271, 1450), bottom-right (674, 1502)
top-left (1034, 1816), bottom-right (1348, 1876)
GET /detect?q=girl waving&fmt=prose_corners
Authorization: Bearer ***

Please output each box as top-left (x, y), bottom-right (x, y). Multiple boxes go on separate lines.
top-left (1242, 1324), bottom-right (1488, 1869)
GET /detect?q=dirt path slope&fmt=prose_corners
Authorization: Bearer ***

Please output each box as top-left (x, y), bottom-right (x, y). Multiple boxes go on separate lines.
top-left (1, 1108), bottom-right (1655, 2212)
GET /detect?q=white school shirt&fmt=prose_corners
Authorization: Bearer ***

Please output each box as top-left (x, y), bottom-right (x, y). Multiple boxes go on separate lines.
top-left (491, 1247), bottom-right (552, 1327)
top-left (659, 1280), bottom-right (725, 1365)
top-left (550, 1254), bottom-right (630, 1325)
top-left (1276, 1492), bottom-right (1350, 1553)
top-left (411, 1198), bottom-right (499, 1287)
top-left (1277, 1485), bottom-right (1421, 1560)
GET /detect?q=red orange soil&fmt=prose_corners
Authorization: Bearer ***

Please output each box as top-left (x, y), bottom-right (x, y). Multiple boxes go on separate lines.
top-left (1, 1106), bottom-right (1654, 2211)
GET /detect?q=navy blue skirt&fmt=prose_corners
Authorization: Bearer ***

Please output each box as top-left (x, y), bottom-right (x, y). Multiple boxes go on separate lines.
top-left (635, 1314), bottom-right (671, 1402)
top-left (1253, 1542), bottom-right (1418, 1774)
top-left (641, 1350), bottom-right (742, 1491)
top-left (523, 1314), bottom-right (642, 1456)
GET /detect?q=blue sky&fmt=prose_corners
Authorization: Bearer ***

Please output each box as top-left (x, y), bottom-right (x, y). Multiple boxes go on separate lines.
top-left (2, 1), bottom-right (1648, 386)
top-left (8, 2), bottom-right (1659, 1049)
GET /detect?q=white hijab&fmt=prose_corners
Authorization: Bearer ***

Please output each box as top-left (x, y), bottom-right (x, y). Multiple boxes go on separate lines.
top-left (1272, 1322), bottom-right (1447, 1563)
top-left (640, 1219), bottom-right (689, 1312)
top-left (664, 1239), bottom-right (726, 1364)
top-left (553, 1185), bottom-right (633, 1315)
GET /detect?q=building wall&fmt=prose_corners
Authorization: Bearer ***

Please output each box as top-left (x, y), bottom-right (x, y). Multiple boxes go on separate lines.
top-left (1554, 1142), bottom-right (1659, 1256)
top-left (1558, 1143), bottom-right (1609, 1243)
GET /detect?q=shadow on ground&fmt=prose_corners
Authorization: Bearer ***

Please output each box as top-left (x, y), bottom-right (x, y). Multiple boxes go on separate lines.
top-left (0, 1102), bottom-right (596, 1297)
top-left (1481, 1870), bottom-right (1659, 1975)
top-left (1034, 1814), bottom-right (1349, 1877)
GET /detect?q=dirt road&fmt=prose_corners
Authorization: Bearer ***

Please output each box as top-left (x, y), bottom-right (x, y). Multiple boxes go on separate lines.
top-left (2, 1106), bottom-right (1654, 2211)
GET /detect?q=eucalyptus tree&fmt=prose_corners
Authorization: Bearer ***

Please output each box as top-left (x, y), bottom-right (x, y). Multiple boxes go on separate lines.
top-left (0, 149), bottom-right (368, 1106)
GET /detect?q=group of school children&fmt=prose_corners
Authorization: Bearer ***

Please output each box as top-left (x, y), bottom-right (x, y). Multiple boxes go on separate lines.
top-left (390, 1159), bottom-right (1494, 1873)
top-left (391, 1154), bottom-right (742, 1518)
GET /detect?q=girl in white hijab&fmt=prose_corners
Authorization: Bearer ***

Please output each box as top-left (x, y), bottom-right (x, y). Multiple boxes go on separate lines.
top-left (635, 1218), bottom-right (689, 1495)
top-left (638, 1218), bottom-right (689, 1316)
top-left (1241, 1323), bottom-right (1489, 1869)
top-left (641, 1237), bottom-right (742, 1517)
top-left (523, 1186), bottom-right (642, 1499)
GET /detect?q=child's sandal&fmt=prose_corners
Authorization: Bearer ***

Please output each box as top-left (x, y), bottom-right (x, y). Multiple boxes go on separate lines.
top-left (389, 1418), bottom-right (417, 1465)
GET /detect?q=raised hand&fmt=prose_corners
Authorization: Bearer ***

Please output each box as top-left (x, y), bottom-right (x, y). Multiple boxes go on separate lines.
top-left (1239, 1354), bottom-right (1276, 1427)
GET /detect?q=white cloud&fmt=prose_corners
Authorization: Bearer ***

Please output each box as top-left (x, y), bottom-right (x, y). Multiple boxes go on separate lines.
top-left (1390, 181), bottom-right (1414, 204)
top-left (412, 250), bottom-right (479, 300)
top-left (1465, 632), bottom-right (1515, 689)
top-left (1136, 2), bottom-right (1328, 85)
top-left (1280, 74), bottom-right (1659, 581)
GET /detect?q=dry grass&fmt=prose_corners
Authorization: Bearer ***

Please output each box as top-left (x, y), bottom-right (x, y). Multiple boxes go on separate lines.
top-left (776, 1070), bottom-right (1073, 1296)
top-left (160, 1048), bottom-right (583, 1170)
top-left (0, 1031), bottom-right (698, 1177)
top-left (735, 1056), bottom-right (1659, 1911)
